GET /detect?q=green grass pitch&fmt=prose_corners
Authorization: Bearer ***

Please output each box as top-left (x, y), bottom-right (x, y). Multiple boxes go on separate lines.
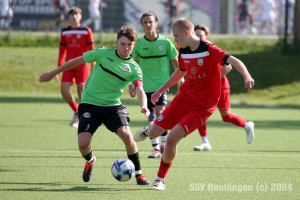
top-left (0, 92), bottom-right (299, 199)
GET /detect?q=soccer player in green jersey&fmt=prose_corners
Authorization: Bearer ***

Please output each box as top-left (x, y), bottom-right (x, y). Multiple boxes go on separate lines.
top-left (39, 26), bottom-right (151, 186)
top-left (130, 11), bottom-right (183, 158)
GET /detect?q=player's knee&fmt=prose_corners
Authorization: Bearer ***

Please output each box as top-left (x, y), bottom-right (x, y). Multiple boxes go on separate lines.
top-left (222, 114), bottom-right (231, 123)
top-left (78, 139), bottom-right (90, 150)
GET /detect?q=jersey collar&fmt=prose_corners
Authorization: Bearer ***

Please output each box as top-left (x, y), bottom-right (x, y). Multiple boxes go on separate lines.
top-left (144, 34), bottom-right (159, 42)
top-left (115, 49), bottom-right (133, 60)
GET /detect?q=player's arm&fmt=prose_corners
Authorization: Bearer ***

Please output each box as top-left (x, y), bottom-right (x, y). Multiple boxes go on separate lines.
top-left (40, 56), bottom-right (86, 82)
top-left (128, 59), bottom-right (139, 97)
top-left (172, 57), bottom-right (184, 85)
top-left (221, 64), bottom-right (232, 78)
top-left (135, 81), bottom-right (150, 117)
top-left (151, 68), bottom-right (186, 104)
top-left (226, 56), bottom-right (254, 92)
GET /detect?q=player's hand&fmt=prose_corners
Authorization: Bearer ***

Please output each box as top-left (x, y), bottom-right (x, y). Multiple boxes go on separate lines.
top-left (151, 90), bottom-right (162, 105)
top-left (141, 107), bottom-right (150, 118)
top-left (39, 72), bottom-right (55, 82)
top-left (55, 74), bottom-right (59, 80)
top-left (244, 75), bottom-right (255, 92)
top-left (129, 84), bottom-right (136, 97)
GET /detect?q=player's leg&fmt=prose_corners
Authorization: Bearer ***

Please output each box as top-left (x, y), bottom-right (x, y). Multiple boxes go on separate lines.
top-left (155, 90), bottom-right (169, 154)
top-left (193, 123), bottom-right (211, 151)
top-left (77, 103), bottom-right (102, 182)
top-left (61, 70), bottom-right (78, 127)
top-left (219, 90), bottom-right (254, 144)
top-left (75, 66), bottom-right (89, 105)
top-left (152, 108), bottom-right (212, 190)
top-left (106, 104), bottom-right (150, 186)
top-left (144, 92), bottom-right (161, 158)
top-left (93, 9), bottom-right (101, 31)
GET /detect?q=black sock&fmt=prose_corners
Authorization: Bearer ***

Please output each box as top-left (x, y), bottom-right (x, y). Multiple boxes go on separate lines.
top-left (161, 130), bottom-right (168, 136)
top-left (127, 151), bottom-right (142, 178)
top-left (82, 150), bottom-right (93, 162)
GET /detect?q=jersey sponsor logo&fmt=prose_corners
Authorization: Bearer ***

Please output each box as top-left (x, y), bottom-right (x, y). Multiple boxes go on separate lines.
top-left (191, 67), bottom-right (197, 74)
top-left (143, 47), bottom-right (149, 50)
top-left (188, 73), bottom-right (206, 80)
top-left (83, 112), bottom-right (91, 118)
top-left (197, 58), bottom-right (203, 66)
top-left (158, 45), bottom-right (164, 51)
top-left (184, 60), bottom-right (190, 63)
top-left (107, 57), bottom-right (114, 62)
top-left (158, 114), bottom-right (164, 121)
top-left (122, 65), bottom-right (129, 72)
top-left (77, 34), bottom-right (81, 39)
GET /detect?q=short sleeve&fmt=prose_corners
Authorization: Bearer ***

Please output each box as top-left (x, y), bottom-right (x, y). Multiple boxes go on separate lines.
top-left (208, 44), bottom-right (230, 65)
top-left (83, 48), bottom-right (104, 63)
top-left (129, 63), bottom-right (143, 83)
top-left (131, 45), bottom-right (139, 60)
top-left (167, 40), bottom-right (179, 60)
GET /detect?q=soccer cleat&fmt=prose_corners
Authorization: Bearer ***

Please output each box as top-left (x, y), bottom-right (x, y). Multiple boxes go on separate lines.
top-left (133, 126), bottom-right (149, 142)
top-left (246, 121), bottom-right (255, 144)
top-left (136, 174), bottom-right (151, 185)
top-left (160, 145), bottom-right (165, 154)
top-left (69, 113), bottom-right (79, 128)
top-left (152, 180), bottom-right (165, 190)
top-left (148, 150), bottom-right (161, 158)
top-left (193, 143), bottom-right (211, 151)
top-left (82, 155), bottom-right (96, 182)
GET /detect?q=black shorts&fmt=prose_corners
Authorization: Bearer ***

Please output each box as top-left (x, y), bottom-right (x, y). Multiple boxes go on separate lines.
top-left (146, 90), bottom-right (169, 112)
top-left (77, 103), bottom-right (130, 135)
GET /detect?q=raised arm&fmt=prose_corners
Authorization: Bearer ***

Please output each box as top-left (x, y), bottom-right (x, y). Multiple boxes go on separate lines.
top-left (226, 56), bottom-right (254, 92)
top-left (135, 85), bottom-right (150, 117)
top-left (39, 56), bottom-right (86, 82)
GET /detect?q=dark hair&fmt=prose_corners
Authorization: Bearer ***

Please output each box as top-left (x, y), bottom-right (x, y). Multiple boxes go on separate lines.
top-left (117, 26), bottom-right (137, 42)
top-left (194, 24), bottom-right (209, 36)
top-left (68, 6), bottom-right (82, 15)
top-left (140, 11), bottom-right (158, 24)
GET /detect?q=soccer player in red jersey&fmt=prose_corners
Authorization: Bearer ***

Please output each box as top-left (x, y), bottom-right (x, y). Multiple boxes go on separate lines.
top-left (134, 18), bottom-right (255, 190)
top-left (193, 24), bottom-right (255, 151)
top-left (56, 6), bottom-right (95, 128)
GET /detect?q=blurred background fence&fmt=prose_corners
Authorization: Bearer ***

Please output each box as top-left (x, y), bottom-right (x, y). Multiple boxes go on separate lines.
top-left (2, 0), bottom-right (295, 36)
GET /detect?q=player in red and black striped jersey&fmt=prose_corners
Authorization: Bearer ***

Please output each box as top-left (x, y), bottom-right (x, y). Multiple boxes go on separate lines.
top-left (134, 18), bottom-right (254, 190)
top-left (193, 24), bottom-right (255, 152)
top-left (56, 6), bottom-right (95, 128)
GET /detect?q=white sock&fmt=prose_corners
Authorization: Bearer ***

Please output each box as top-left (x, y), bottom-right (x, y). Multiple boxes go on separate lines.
top-left (87, 156), bottom-right (94, 163)
top-left (202, 136), bottom-right (209, 143)
top-left (150, 138), bottom-right (160, 150)
top-left (160, 135), bottom-right (167, 146)
top-left (155, 176), bottom-right (165, 182)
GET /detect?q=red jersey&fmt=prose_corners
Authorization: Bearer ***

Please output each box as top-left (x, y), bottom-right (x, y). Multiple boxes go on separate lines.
top-left (178, 39), bottom-right (230, 113)
top-left (220, 65), bottom-right (230, 89)
top-left (58, 25), bottom-right (94, 69)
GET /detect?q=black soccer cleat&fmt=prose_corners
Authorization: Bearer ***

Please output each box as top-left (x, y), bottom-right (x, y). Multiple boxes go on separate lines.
top-left (82, 155), bottom-right (96, 182)
top-left (136, 174), bottom-right (151, 186)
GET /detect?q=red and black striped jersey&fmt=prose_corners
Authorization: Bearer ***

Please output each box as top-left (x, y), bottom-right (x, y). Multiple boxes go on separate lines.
top-left (178, 39), bottom-right (230, 112)
top-left (58, 25), bottom-right (94, 68)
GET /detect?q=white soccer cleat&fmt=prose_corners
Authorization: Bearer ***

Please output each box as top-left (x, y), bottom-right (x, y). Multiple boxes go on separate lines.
top-left (193, 143), bottom-right (211, 151)
top-left (69, 113), bottom-right (79, 128)
top-left (245, 121), bottom-right (255, 144)
top-left (148, 150), bottom-right (161, 158)
top-left (152, 180), bottom-right (165, 190)
top-left (133, 126), bottom-right (149, 142)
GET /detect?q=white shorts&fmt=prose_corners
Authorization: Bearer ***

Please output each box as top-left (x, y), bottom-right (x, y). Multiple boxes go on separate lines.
top-left (260, 11), bottom-right (275, 22)
top-left (88, 5), bottom-right (100, 18)
top-left (0, 7), bottom-right (13, 18)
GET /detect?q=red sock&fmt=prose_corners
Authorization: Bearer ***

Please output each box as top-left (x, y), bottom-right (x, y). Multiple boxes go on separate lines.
top-left (157, 158), bottom-right (172, 178)
top-left (197, 123), bottom-right (207, 137)
top-left (222, 113), bottom-right (246, 127)
top-left (69, 101), bottom-right (78, 112)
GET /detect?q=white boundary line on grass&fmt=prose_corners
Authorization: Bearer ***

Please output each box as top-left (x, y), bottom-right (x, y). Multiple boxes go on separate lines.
top-left (0, 150), bottom-right (299, 158)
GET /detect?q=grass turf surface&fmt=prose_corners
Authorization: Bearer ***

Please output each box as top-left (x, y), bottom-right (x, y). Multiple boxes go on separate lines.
top-left (0, 93), bottom-right (299, 199)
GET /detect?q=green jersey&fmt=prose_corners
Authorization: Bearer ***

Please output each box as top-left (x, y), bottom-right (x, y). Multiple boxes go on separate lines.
top-left (131, 35), bottom-right (178, 92)
top-left (82, 48), bottom-right (143, 106)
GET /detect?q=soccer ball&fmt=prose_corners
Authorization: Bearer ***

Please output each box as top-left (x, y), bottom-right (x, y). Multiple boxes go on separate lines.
top-left (111, 158), bottom-right (135, 182)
